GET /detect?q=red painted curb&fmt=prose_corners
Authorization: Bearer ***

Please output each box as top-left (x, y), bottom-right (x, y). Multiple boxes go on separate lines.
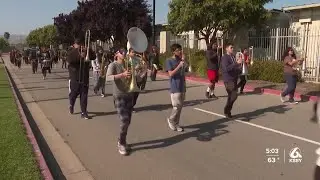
top-left (4, 66), bottom-right (53, 180)
top-left (157, 71), bottom-right (318, 102)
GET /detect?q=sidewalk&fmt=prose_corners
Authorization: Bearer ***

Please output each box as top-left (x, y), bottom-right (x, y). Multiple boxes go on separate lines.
top-left (5, 56), bottom-right (319, 180)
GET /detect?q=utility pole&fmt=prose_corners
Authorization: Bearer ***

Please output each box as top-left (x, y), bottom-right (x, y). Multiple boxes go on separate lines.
top-left (152, 0), bottom-right (156, 46)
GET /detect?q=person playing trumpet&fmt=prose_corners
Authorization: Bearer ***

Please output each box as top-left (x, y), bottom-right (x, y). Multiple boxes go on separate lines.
top-left (165, 43), bottom-right (189, 132)
top-left (106, 48), bottom-right (134, 156)
top-left (236, 48), bottom-right (250, 94)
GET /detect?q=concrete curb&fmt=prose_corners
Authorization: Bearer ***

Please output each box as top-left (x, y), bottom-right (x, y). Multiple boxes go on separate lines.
top-left (157, 71), bottom-right (318, 102)
top-left (4, 65), bottom-right (54, 180)
top-left (4, 57), bottom-right (95, 180)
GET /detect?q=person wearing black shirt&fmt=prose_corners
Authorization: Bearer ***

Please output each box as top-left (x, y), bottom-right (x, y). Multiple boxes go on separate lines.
top-left (67, 39), bottom-right (96, 119)
top-left (29, 48), bottom-right (39, 74)
top-left (205, 43), bottom-right (221, 99)
top-left (149, 45), bottom-right (160, 81)
top-left (220, 43), bottom-right (242, 118)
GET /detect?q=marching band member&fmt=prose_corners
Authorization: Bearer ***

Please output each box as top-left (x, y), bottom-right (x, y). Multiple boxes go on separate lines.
top-left (221, 43), bottom-right (242, 118)
top-left (29, 47), bottom-right (39, 74)
top-left (140, 51), bottom-right (148, 90)
top-left (106, 48), bottom-right (133, 155)
top-left (60, 49), bottom-right (68, 69)
top-left (149, 45), bottom-right (160, 81)
top-left (67, 39), bottom-right (96, 120)
top-left (41, 52), bottom-right (51, 80)
top-left (236, 48), bottom-right (250, 94)
top-left (92, 48), bottom-right (107, 97)
top-left (165, 43), bottom-right (188, 132)
top-left (205, 43), bottom-right (221, 99)
top-left (17, 51), bottom-right (22, 68)
top-left (280, 47), bottom-right (304, 104)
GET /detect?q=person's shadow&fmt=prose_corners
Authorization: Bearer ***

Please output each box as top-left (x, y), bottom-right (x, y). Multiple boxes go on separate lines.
top-left (129, 104), bottom-right (290, 153)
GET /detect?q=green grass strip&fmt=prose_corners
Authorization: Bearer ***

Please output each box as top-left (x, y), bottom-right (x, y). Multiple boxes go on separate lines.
top-left (0, 65), bottom-right (41, 180)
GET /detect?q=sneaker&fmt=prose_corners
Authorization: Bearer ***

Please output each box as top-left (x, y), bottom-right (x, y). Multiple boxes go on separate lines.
top-left (224, 113), bottom-right (232, 118)
top-left (132, 108), bottom-right (136, 113)
top-left (117, 142), bottom-right (129, 155)
top-left (101, 94), bottom-right (105, 97)
top-left (93, 89), bottom-right (98, 95)
top-left (205, 91), bottom-right (210, 98)
top-left (280, 93), bottom-right (286, 103)
top-left (289, 100), bottom-right (299, 104)
top-left (81, 113), bottom-right (91, 120)
top-left (167, 118), bottom-right (176, 131)
top-left (69, 106), bottom-right (74, 114)
top-left (176, 125), bottom-right (184, 132)
top-left (210, 93), bottom-right (218, 99)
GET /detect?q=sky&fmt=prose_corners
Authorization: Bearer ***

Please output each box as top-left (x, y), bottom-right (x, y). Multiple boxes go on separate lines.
top-left (1, 0), bottom-right (320, 35)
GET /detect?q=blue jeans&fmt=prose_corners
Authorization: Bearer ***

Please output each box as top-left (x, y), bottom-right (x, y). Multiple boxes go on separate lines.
top-left (281, 73), bottom-right (297, 101)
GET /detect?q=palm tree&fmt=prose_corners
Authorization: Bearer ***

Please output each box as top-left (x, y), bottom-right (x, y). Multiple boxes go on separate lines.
top-left (4, 32), bottom-right (10, 41)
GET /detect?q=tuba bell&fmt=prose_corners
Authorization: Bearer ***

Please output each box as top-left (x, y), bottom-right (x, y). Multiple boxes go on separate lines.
top-left (123, 27), bottom-right (148, 92)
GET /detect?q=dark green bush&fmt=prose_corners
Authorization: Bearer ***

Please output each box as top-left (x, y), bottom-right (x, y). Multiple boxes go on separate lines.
top-left (159, 50), bottom-right (303, 83)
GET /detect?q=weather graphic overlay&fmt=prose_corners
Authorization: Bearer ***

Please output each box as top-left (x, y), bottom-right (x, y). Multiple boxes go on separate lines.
top-left (265, 148), bottom-right (281, 163)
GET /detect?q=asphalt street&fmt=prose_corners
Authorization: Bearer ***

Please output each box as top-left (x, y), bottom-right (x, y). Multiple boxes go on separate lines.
top-left (5, 58), bottom-right (320, 180)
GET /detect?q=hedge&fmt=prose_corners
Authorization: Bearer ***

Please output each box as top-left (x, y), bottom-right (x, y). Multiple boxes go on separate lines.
top-left (159, 50), bottom-right (302, 83)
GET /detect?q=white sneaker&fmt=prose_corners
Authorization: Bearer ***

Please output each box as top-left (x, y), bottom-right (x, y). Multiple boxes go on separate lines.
top-left (289, 100), bottom-right (299, 104)
top-left (101, 94), bottom-right (105, 97)
top-left (167, 118), bottom-right (176, 131)
top-left (117, 142), bottom-right (129, 155)
top-left (175, 125), bottom-right (184, 132)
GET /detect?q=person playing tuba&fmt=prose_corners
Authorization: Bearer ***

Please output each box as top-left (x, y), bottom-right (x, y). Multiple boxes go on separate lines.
top-left (106, 48), bottom-right (133, 156)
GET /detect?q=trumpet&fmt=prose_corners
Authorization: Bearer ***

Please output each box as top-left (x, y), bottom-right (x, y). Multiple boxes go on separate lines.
top-left (84, 30), bottom-right (91, 62)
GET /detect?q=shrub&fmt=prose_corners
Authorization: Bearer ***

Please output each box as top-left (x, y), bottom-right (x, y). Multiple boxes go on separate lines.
top-left (159, 50), bottom-right (303, 83)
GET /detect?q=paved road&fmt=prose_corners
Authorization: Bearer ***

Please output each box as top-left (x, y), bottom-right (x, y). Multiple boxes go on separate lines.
top-left (5, 58), bottom-right (320, 180)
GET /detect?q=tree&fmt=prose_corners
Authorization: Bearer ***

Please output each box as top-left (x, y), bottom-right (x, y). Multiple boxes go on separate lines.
top-left (3, 32), bottom-right (10, 41)
top-left (167, 0), bottom-right (272, 49)
top-left (53, 0), bottom-right (152, 48)
top-left (26, 25), bottom-right (57, 47)
top-left (53, 13), bottom-right (74, 44)
top-left (0, 37), bottom-right (9, 50)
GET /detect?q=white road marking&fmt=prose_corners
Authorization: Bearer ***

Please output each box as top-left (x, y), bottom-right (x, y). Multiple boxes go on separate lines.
top-left (194, 107), bottom-right (320, 146)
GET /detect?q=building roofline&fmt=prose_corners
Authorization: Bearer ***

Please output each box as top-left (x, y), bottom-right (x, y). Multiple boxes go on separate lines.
top-left (282, 3), bottom-right (320, 11)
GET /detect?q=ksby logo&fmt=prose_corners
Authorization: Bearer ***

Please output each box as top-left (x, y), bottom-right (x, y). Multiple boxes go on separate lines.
top-left (288, 147), bottom-right (302, 163)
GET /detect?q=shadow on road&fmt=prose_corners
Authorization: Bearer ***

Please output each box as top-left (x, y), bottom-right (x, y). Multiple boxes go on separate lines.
top-left (130, 104), bottom-right (291, 154)
top-left (136, 98), bottom-right (215, 112)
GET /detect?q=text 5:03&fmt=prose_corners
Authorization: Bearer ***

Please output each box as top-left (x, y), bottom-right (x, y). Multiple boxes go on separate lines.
top-left (266, 148), bottom-right (279, 154)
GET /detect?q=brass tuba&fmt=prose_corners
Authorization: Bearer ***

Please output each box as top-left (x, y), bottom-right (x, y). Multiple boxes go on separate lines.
top-left (124, 27), bottom-right (148, 92)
